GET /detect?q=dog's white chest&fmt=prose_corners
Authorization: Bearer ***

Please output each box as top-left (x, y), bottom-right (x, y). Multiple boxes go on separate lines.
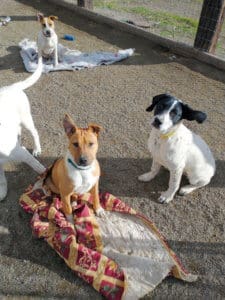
top-left (148, 133), bottom-right (164, 162)
top-left (67, 163), bottom-right (98, 195)
top-left (42, 39), bottom-right (55, 55)
top-left (148, 129), bottom-right (182, 168)
top-left (38, 32), bottom-right (57, 56)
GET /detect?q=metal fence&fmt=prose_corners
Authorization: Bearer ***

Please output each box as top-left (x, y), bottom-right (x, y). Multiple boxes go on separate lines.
top-left (76, 0), bottom-right (225, 59)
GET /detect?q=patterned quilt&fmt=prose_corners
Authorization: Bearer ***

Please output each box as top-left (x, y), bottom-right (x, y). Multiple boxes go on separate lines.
top-left (19, 176), bottom-right (197, 299)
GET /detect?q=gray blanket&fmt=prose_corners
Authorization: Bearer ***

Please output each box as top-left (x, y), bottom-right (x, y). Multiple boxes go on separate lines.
top-left (19, 39), bottom-right (134, 73)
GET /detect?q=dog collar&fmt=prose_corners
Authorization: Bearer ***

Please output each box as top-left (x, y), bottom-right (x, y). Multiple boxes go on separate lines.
top-left (160, 131), bottom-right (176, 139)
top-left (67, 158), bottom-right (91, 170)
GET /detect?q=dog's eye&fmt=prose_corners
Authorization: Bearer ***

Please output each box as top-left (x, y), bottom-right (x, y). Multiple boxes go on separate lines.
top-left (43, 24), bottom-right (46, 27)
top-left (73, 142), bottom-right (79, 148)
top-left (170, 109), bottom-right (177, 117)
top-left (89, 142), bottom-right (94, 147)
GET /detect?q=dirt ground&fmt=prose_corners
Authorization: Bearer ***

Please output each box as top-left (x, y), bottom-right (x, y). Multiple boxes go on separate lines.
top-left (0, 0), bottom-right (225, 299)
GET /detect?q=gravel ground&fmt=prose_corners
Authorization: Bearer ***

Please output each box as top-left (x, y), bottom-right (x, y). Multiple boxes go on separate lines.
top-left (0, 0), bottom-right (225, 299)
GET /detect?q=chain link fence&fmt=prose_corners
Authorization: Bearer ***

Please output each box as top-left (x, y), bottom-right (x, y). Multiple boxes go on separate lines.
top-left (75, 0), bottom-right (225, 59)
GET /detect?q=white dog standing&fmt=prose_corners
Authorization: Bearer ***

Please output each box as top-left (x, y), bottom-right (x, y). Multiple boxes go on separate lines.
top-left (37, 13), bottom-right (58, 66)
top-left (138, 93), bottom-right (215, 203)
top-left (0, 56), bottom-right (45, 201)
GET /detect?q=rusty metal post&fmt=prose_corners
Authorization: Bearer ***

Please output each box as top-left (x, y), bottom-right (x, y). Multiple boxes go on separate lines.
top-left (77, 0), bottom-right (93, 10)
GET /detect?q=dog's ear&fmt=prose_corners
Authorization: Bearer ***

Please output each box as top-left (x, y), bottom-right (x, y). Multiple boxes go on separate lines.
top-left (146, 93), bottom-right (170, 112)
top-left (181, 103), bottom-right (207, 123)
top-left (88, 124), bottom-right (102, 137)
top-left (63, 114), bottom-right (77, 137)
top-left (49, 15), bottom-right (58, 21)
top-left (37, 12), bottom-right (44, 22)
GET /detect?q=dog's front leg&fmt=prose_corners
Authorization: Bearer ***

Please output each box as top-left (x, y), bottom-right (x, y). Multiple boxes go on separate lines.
top-left (0, 166), bottom-right (7, 201)
top-left (158, 168), bottom-right (183, 203)
top-left (38, 48), bottom-right (42, 61)
top-left (53, 44), bottom-right (58, 66)
top-left (61, 193), bottom-right (74, 224)
top-left (90, 181), bottom-right (105, 217)
top-left (138, 160), bottom-right (161, 182)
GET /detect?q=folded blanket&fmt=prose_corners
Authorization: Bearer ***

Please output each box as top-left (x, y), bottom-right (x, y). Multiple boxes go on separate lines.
top-left (19, 39), bottom-right (134, 73)
top-left (19, 176), bottom-right (197, 300)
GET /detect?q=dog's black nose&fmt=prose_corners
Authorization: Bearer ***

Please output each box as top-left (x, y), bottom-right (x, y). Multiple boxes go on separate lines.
top-left (79, 156), bottom-right (88, 166)
top-left (152, 117), bottom-right (162, 128)
top-left (46, 30), bottom-right (51, 36)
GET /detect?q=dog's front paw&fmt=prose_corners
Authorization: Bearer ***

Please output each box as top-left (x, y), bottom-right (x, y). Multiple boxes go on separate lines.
top-left (95, 207), bottom-right (105, 217)
top-left (138, 172), bottom-right (153, 182)
top-left (32, 147), bottom-right (41, 157)
top-left (158, 192), bottom-right (173, 204)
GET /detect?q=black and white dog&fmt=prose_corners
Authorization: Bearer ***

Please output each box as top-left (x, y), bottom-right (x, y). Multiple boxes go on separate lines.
top-left (138, 93), bottom-right (215, 203)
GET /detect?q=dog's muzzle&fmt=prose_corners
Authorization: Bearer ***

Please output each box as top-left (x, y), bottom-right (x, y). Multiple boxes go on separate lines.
top-left (152, 117), bottom-right (162, 129)
top-left (44, 30), bottom-right (51, 37)
top-left (79, 156), bottom-right (88, 167)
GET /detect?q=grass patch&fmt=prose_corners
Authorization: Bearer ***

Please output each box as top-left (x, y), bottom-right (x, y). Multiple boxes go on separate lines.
top-left (124, 6), bottom-right (198, 36)
top-left (94, 1), bottom-right (199, 38)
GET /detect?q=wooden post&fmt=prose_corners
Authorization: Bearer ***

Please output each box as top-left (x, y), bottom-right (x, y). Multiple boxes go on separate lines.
top-left (194, 0), bottom-right (225, 53)
top-left (77, 0), bottom-right (93, 10)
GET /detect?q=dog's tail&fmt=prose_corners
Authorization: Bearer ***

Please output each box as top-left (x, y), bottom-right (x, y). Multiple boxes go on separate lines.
top-left (13, 56), bottom-right (43, 90)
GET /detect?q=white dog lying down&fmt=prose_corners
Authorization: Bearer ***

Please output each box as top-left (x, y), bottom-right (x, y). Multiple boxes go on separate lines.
top-left (0, 56), bottom-right (45, 200)
top-left (139, 93), bottom-right (215, 203)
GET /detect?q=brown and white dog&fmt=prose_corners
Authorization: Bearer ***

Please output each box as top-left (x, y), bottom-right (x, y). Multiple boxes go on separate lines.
top-left (37, 13), bottom-right (58, 66)
top-left (44, 114), bottom-right (104, 222)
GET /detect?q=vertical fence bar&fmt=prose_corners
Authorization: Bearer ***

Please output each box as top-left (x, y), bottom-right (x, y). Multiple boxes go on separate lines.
top-left (77, 0), bottom-right (93, 10)
top-left (194, 0), bottom-right (225, 53)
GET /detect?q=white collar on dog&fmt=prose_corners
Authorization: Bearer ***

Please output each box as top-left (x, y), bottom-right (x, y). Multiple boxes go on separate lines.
top-left (67, 158), bottom-right (91, 171)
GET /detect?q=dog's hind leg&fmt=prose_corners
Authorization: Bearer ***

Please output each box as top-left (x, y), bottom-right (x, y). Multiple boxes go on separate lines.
top-left (0, 166), bottom-right (7, 201)
top-left (138, 160), bottom-right (161, 182)
top-left (10, 145), bottom-right (45, 174)
top-left (179, 179), bottom-right (210, 196)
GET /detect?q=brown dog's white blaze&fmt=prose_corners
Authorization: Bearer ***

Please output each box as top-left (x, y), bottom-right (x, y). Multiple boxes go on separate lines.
top-left (63, 114), bottom-right (102, 167)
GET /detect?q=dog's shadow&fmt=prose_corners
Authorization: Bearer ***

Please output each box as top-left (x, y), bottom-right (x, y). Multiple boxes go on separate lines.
top-left (4, 155), bottom-right (225, 201)
top-left (0, 46), bottom-right (25, 73)
top-left (100, 157), bottom-right (225, 197)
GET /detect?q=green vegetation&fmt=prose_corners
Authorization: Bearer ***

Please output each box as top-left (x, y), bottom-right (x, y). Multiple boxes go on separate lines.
top-left (94, 1), bottom-right (199, 39)
top-left (125, 6), bottom-right (198, 36)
